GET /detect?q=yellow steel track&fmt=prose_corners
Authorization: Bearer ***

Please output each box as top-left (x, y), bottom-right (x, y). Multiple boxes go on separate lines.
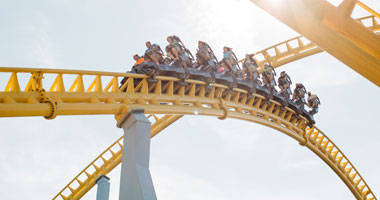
top-left (241, 15), bottom-right (380, 72)
top-left (248, 0), bottom-right (380, 87)
top-left (0, 67), bottom-right (376, 200)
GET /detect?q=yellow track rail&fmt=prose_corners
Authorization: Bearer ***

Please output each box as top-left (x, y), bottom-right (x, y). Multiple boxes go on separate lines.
top-left (248, 0), bottom-right (380, 87)
top-left (305, 126), bottom-right (375, 200)
top-left (240, 15), bottom-right (380, 72)
top-left (0, 67), bottom-right (376, 199)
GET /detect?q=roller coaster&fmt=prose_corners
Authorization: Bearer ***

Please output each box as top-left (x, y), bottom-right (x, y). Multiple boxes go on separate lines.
top-left (0, 0), bottom-right (379, 200)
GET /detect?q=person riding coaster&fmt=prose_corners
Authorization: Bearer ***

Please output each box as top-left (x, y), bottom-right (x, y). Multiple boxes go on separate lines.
top-left (242, 54), bottom-right (260, 82)
top-left (192, 41), bottom-right (219, 89)
top-left (166, 36), bottom-right (182, 61)
top-left (292, 83), bottom-right (307, 108)
top-left (120, 54), bottom-right (152, 91)
top-left (221, 47), bottom-right (241, 77)
top-left (166, 35), bottom-right (194, 69)
top-left (262, 63), bottom-right (277, 93)
top-left (307, 92), bottom-right (320, 115)
top-left (216, 47), bottom-right (242, 93)
top-left (278, 71), bottom-right (292, 99)
top-left (121, 38), bottom-right (319, 124)
top-left (195, 41), bottom-right (218, 72)
top-left (144, 41), bottom-right (163, 65)
top-left (128, 54), bottom-right (144, 73)
top-left (140, 42), bottom-right (166, 82)
top-left (164, 35), bottom-right (194, 85)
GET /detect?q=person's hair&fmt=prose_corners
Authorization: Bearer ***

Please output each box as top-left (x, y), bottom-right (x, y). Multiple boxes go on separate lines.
top-left (248, 54), bottom-right (255, 60)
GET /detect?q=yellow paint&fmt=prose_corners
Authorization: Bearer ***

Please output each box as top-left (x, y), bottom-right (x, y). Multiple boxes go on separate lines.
top-left (249, 0), bottom-right (380, 87)
top-left (0, 67), bottom-right (366, 200)
top-left (1, 4), bottom-right (379, 197)
top-left (49, 74), bottom-right (65, 92)
top-left (5, 72), bottom-right (20, 92)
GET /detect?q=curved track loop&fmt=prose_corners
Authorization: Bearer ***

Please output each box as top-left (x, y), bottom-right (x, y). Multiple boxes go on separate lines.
top-left (52, 114), bottom-right (183, 200)
top-left (240, 15), bottom-right (380, 72)
top-left (0, 67), bottom-right (374, 199)
top-left (305, 127), bottom-right (376, 200)
top-left (1, 3), bottom-right (378, 199)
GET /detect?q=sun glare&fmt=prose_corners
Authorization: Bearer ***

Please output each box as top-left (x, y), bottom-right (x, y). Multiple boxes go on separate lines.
top-left (264, 0), bottom-right (286, 5)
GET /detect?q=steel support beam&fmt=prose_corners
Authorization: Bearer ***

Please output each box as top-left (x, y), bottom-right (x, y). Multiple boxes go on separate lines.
top-left (95, 175), bottom-right (110, 200)
top-left (357, 1), bottom-right (380, 19)
top-left (117, 109), bottom-right (157, 200)
top-left (250, 0), bottom-right (380, 87)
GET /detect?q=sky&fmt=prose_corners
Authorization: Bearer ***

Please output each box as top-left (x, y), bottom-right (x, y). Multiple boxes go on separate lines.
top-left (0, 0), bottom-right (379, 199)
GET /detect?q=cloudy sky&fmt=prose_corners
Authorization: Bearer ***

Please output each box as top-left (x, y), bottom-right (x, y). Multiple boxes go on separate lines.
top-left (0, 0), bottom-right (379, 199)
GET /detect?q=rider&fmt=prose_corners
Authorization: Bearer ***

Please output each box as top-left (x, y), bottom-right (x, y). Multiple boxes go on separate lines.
top-left (166, 36), bottom-right (182, 61)
top-left (262, 63), bottom-right (276, 89)
top-left (196, 41), bottom-right (210, 66)
top-left (133, 54), bottom-right (144, 66)
top-left (277, 71), bottom-right (292, 98)
top-left (242, 54), bottom-right (259, 80)
top-left (196, 41), bottom-right (217, 71)
top-left (130, 54), bottom-right (145, 73)
top-left (165, 35), bottom-right (193, 68)
top-left (221, 46), bottom-right (239, 75)
top-left (145, 41), bottom-right (163, 65)
top-left (307, 92), bottom-right (320, 115)
top-left (292, 83), bottom-right (307, 107)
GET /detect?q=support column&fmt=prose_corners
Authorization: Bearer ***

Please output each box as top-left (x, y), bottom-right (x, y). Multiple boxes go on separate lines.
top-left (96, 175), bottom-right (110, 200)
top-left (117, 109), bottom-right (157, 200)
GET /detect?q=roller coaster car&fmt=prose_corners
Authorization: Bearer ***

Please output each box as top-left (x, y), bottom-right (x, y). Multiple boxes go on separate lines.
top-left (119, 65), bottom-right (143, 91)
top-left (135, 62), bottom-right (158, 76)
top-left (131, 61), bottom-right (316, 125)
top-left (255, 84), bottom-right (273, 103)
top-left (155, 62), bottom-right (189, 81)
top-left (187, 66), bottom-right (215, 85)
top-left (236, 78), bottom-right (257, 95)
top-left (272, 92), bottom-right (289, 107)
top-left (214, 72), bottom-right (238, 93)
top-left (285, 102), bottom-right (315, 126)
top-left (288, 100), bottom-right (315, 124)
top-left (303, 109), bottom-right (315, 125)
top-left (287, 100), bottom-right (303, 115)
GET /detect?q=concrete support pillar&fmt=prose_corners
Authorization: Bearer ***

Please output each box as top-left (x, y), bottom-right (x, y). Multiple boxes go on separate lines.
top-left (96, 175), bottom-right (110, 200)
top-left (117, 109), bottom-right (157, 200)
